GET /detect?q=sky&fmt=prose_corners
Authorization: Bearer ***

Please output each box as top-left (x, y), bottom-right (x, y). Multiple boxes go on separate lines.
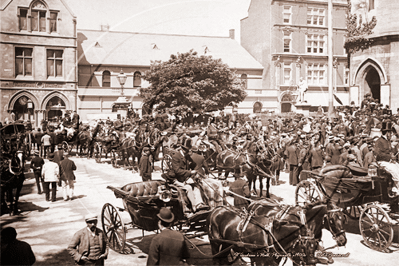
top-left (64, 0), bottom-right (251, 42)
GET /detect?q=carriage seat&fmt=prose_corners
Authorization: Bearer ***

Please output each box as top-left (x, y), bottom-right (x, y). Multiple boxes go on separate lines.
top-left (122, 180), bottom-right (165, 198)
top-left (347, 165), bottom-right (368, 177)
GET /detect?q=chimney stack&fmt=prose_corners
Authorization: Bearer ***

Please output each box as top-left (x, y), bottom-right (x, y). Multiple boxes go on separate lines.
top-left (229, 29), bottom-right (235, 40)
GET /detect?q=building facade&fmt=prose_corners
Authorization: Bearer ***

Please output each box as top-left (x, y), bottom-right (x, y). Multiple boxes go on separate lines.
top-left (349, 0), bottom-right (399, 112)
top-left (241, 0), bottom-right (349, 113)
top-left (77, 29), bottom-right (264, 122)
top-left (0, 0), bottom-right (78, 128)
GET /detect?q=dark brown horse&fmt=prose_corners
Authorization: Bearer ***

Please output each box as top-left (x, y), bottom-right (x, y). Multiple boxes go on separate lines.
top-left (207, 199), bottom-right (347, 265)
top-left (1, 149), bottom-right (26, 216)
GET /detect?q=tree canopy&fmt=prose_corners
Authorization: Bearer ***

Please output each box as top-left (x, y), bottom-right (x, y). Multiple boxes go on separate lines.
top-left (140, 50), bottom-right (247, 114)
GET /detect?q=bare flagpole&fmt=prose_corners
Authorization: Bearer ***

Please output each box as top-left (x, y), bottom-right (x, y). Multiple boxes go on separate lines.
top-left (328, 0), bottom-right (334, 117)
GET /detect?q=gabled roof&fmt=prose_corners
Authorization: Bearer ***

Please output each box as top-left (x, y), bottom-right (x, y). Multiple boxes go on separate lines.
top-left (77, 29), bottom-right (263, 70)
top-left (0, 0), bottom-right (12, 10)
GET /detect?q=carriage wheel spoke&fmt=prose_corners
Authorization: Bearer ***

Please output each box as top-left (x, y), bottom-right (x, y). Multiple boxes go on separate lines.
top-left (377, 233), bottom-right (382, 248)
top-left (378, 227), bottom-right (391, 236)
top-left (362, 219), bottom-right (373, 226)
top-left (378, 231), bottom-right (388, 245)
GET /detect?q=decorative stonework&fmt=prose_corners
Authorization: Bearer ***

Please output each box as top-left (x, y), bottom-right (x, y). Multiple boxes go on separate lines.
top-left (32, 1), bottom-right (46, 9)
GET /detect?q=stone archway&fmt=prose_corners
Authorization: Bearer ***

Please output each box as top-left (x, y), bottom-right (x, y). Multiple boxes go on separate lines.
top-left (354, 58), bottom-right (387, 103)
top-left (8, 91), bottom-right (40, 124)
top-left (41, 92), bottom-right (70, 121)
top-left (365, 67), bottom-right (381, 101)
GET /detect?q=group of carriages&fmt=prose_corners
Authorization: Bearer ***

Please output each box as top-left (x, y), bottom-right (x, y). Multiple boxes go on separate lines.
top-left (94, 125), bottom-right (398, 265)
top-left (3, 118), bottom-right (399, 264)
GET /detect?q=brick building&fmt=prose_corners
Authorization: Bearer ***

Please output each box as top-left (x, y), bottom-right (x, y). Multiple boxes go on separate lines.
top-left (349, 0), bottom-right (399, 112)
top-left (0, 0), bottom-right (78, 127)
top-left (241, 0), bottom-right (349, 113)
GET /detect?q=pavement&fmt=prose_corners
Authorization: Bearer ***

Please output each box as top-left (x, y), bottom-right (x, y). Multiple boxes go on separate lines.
top-left (1, 155), bottom-right (399, 265)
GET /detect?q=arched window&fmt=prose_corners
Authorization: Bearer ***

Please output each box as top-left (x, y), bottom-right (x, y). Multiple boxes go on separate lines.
top-left (18, 1), bottom-right (59, 33)
top-left (241, 74), bottom-right (248, 89)
top-left (102, 71), bottom-right (110, 87)
top-left (253, 102), bottom-right (262, 113)
top-left (134, 71), bottom-right (142, 87)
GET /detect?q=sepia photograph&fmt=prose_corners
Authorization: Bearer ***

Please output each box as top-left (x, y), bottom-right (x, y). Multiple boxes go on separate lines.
top-left (1, 0), bottom-right (399, 265)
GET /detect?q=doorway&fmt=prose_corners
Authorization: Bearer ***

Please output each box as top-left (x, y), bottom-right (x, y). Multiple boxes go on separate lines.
top-left (365, 67), bottom-right (381, 102)
top-left (281, 102), bottom-right (291, 113)
top-left (45, 96), bottom-right (65, 122)
top-left (13, 96), bottom-right (34, 121)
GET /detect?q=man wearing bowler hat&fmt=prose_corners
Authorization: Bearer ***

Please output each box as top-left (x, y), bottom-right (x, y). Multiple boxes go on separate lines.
top-left (375, 120), bottom-right (393, 162)
top-left (68, 213), bottom-right (108, 265)
top-left (147, 208), bottom-right (189, 266)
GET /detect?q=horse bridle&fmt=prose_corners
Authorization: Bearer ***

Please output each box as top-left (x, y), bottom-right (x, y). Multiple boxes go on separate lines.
top-left (323, 208), bottom-right (347, 240)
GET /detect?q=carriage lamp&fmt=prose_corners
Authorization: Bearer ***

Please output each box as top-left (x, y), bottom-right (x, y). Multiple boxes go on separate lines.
top-left (117, 69), bottom-right (127, 96)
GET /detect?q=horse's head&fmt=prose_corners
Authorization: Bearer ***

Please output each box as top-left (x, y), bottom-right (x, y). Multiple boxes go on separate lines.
top-left (321, 202), bottom-right (347, 247)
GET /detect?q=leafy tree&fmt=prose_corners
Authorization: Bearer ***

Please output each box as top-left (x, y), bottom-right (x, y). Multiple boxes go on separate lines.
top-left (140, 50), bottom-right (247, 114)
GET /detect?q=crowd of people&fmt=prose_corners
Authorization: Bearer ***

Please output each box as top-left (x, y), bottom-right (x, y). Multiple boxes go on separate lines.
top-left (3, 92), bottom-right (399, 265)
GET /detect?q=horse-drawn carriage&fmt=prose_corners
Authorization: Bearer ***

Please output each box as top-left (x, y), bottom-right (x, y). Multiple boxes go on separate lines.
top-left (0, 122), bottom-right (27, 215)
top-left (296, 163), bottom-right (399, 252)
top-left (101, 175), bottom-right (224, 253)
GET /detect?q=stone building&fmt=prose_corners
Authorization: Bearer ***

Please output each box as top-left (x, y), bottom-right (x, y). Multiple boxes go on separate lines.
top-left (241, 0), bottom-right (349, 113)
top-left (349, 0), bottom-right (399, 112)
top-left (77, 29), bottom-right (264, 121)
top-left (0, 0), bottom-right (77, 127)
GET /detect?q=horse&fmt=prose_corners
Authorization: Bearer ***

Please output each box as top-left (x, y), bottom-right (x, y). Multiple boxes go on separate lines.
top-left (207, 199), bottom-right (347, 266)
top-left (216, 141), bottom-right (274, 198)
top-left (247, 141), bottom-right (274, 198)
top-left (120, 134), bottom-right (142, 171)
top-left (1, 149), bottom-right (26, 216)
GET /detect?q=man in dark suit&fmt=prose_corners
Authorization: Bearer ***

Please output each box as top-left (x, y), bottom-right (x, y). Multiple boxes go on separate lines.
top-left (190, 146), bottom-right (209, 176)
top-left (285, 138), bottom-right (300, 186)
top-left (229, 173), bottom-right (250, 210)
top-left (71, 111), bottom-right (80, 129)
top-left (54, 144), bottom-right (64, 165)
top-left (68, 214), bottom-right (108, 265)
top-left (169, 141), bottom-right (207, 212)
top-left (375, 121), bottom-right (393, 161)
top-left (30, 151), bottom-right (44, 194)
top-left (60, 153), bottom-right (77, 201)
top-left (147, 208), bottom-right (189, 266)
top-left (139, 147), bottom-right (152, 181)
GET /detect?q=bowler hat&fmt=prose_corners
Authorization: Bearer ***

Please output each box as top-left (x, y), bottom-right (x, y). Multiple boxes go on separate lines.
top-left (48, 153), bottom-right (54, 160)
top-left (157, 207), bottom-right (174, 223)
top-left (143, 147), bottom-right (150, 152)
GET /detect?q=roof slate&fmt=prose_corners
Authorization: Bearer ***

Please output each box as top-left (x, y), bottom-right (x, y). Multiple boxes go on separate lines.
top-left (77, 29), bottom-right (263, 70)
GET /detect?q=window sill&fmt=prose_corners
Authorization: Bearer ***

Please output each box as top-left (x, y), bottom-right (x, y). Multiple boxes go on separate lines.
top-left (47, 77), bottom-right (64, 81)
top-left (15, 75), bottom-right (34, 80)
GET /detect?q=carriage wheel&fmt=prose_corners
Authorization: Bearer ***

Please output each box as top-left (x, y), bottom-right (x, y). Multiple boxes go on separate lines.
top-left (94, 143), bottom-right (102, 163)
top-left (295, 180), bottom-right (323, 206)
top-left (101, 203), bottom-right (126, 253)
top-left (161, 154), bottom-right (172, 173)
top-left (343, 205), bottom-right (363, 220)
top-left (359, 204), bottom-right (394, 252)
top-left (111, 150), bottom-right (118, 168)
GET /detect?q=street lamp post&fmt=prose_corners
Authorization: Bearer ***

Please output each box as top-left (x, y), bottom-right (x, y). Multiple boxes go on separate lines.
top-left (113, 69), bottom-right (130, 119)
top-left (117, 69), bottom-right (127, 96)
